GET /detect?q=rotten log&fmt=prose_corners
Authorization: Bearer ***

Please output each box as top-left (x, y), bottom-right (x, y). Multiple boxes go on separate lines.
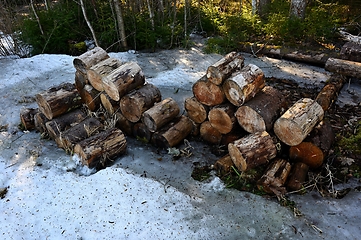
top-left (79, 84), bottom-right (101, 112)
top-left (87, 57), bottom-right (123, 91)
top-left (35, 82), bottom-right (83, 120)
top-left (287, 162), bottom-right (310, 191)
top-left (133, 122), bottom-right (153, 143)
top-left (74, 70), bottom-right (88, 92)
top-left (100, 93), bottom-right (119, 115)
top-left (115, 111), bottom-right (134, 136)
top-left (192, 75), bottom-right (226, 106)
top-left (340, 42), bottom-right (361, 63)
top-left (214, 154), bottom-right (234, 176)
top-left (222, 64), bottom-right (266, 106)
top-left (315, 74), bottom-right (347, 111)
top-left (184, 96), bottom-right (209, 124)
top-left (206, 51), bottom-right (245, 85)
top-left (151, 115), bottom-right (193, 148)
top-left (20, 107), bottom-right (38, 130)
top-left (228, 131), bottom-right (277, 172)
top-left (142, 97), bottom-right (180, 132)
top-left (235, 86), bottom-right (287, 133)
top-left (274, 98), bottom-right (324, 146)
top-left (74, 127), bottom-right (127, 169)
top-left (120, 83), bottom-right (162, 123)
top-left (103, 61), bottom-right (145, 101)
top-left (257, 158), bottom-right (291, 195)
top-left (208, 103), bottom-right (236, 134)
top-left (325, 58), bottom-right (361, 78)
top-left (73, 46), bottom-right (109, 74)
top-left (34, 112), bottom-right (49, 133)
top-left (200, 121), bottom-right (222, 145)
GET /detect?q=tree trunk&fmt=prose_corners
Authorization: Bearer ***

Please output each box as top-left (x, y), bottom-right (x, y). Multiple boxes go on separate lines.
top-left (74, 127), bottom-right (127, 169)
top-left (20, 108), bottom-right (38, 130)
top-left (103, 61), bottom-right (145, 101)
top-left (228, 131), bottom-right (277, 171)
top-left (35, 82), bottom-right (83, 120)
top-left (115, 112), bottom-right (134, 136)
top-left (79, 84), bottom-right (101, 112)
top-left (113, 0), bottom-right (128, 49)
top-left (252, 0), bottom-right (271, 17)
top-left (34, 112), bottom-right (49, 134)
top-left (206, 51), bottom-right (245, 85)
top-left (235, 86), bottom-right (287, 133)
top-left (287, 162), bottom-right (309, 191)
top-left (100, 93), bottom-right (119, 115)
top-left (73, 47), bottom-right (109, 74)
top-left (208, 103), bottom-right (236, 134)
top-left (133, 122), bottom-right (153, 143)
top-left (214, 154), bottom-right (234, 176)
top-left (192, 75), bottom-right (226, 106)
top-left (222, 64), bottom-right (265, 106)
top-left (184, 96), bottom-right (209, 124)
top-left (340, 42), bottom-right (361, 62)
top-left (142, 97), bottom-right (180, 132)
top-left (30, 0), bottom-right (44, 35)
top-left (79, 0), bottom-right (99, 47)
top-left (315, 74), bottom-right (346, 112)
top-left (120, 83), bottom-right (161, 122)
top-left (199, 120), bottom-right (222, 145)
top-left (289, 0), bottom-right (307, 20)
top-left (87, 57), bottom-right (123, 91)
top-left (325, 58), bottom-right (361, 79)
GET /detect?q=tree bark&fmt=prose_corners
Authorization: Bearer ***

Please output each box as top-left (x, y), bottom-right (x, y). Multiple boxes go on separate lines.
top-left (315, 74), bottom-right (346, 112)
top-left (228, 131), bottom-right (277, 171)
top-left (35, 82), bottom-right (83, 120)
top-left (200, 120), bottom-right (222, 145)
top-left (222, 64), bottom-right (265, 106)
top-left (206, 51), bottom-right (245, 85)
top-left (120, 83), bottom-right (161, 122)
top-left (184, 96), bottom-right (209, 124)
top-left (20, 108), bottom-right (38, 130)
top-left (274, 98), bottom-right (324, 146)
top-left (133, 122), bottom-right (153, 143)
top-left (325, 58), bottom-right (361, 79)
top-left (115, 111), bottom-right (134, 136)
top-left (34, 112), bottom-right (49, 134)
top-left (208, 103), bottom-right (236, 134)
top-left (100, 93), bottom-right (119, 115)
top-left (235, 86), bottom-right (287, 133)
top-left (289, 0), bottom-right (307, 20)
top-left (79, 0), bottom-right (99, 47)
top-left (192, 75), bottom-right (226, 106)
top-left (73, 47), bottom-right (109, 74)
top-left (113, 0), bottom-right (128, 49)
top-left (79, 84), bottom-right (101, 112)
top-left (287, 162), bottom-right (309, 191)
top-left (214, 154), bottom-right (234, 176)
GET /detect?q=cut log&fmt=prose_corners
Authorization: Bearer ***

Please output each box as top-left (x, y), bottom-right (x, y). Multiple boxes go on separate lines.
top-left (184, 96), bottom-right (209, 124)
top-left (306, 119), bottom-right (335, 156)
top-left (235, 86), bottom-right (287, 133)
top-left (74, 127), bottom-right (127, 169)
top-left (208, 103), bottom-right (236, 134)
top-left (287, 162), bottom-right (309, 191)
top-left (315, 74), bottom-right (347, 111)
top-left (220, 126), bottom-right (247, 146)
top-left (189, 119), bottom-right (200, 137)
top-left (74, 70), bottom-right (88, 92)
top-left (214, 154), bottom-right (234, 176)
top-left (222, 64), bottom-right (266, 106)
top-left (87, 57), bottom-right (123, 91)
top-left (200, 121), bottom-right (222, 145)
top-left (115, 112), bottom-right (134, 136)
top-left (35, 82), bottom-right (83, 120)
top-left (20, 108), bottom-right (38, 130)
top-left (120, 83), bottom-right (161, 123)
top-left (34, 112), bottom-right (49, 133)
top-left (192, 75), bottom-right (226, 106)
top-left (100, 93), bottom-right (119, 115)
top-left (142, 97), bottom-right (180, 132)
top-left (206, 51), bottom-right (245, 85)
top-left (257, 158), bottom-right (291, 195)
top-left (151, 115), bottom-right (193, 148)
top-left (73, 46), bottom-right (109, 74)
top-left (340, 42), bottom-right (361, 63)
top-left (133, 122), bottom-right (153, 143)
top-left (228, 131), bottom-right (277, 171)
top-left (325, 57), bottom-right (361, 78)
top-left (79, 84), bottom-right (101, 112)
top-left (103, 61), bottom-right (145, 101)
top-left (273, 98), bottom-right (324, 146)
top-left (289, 142), bottom-right (324, 169)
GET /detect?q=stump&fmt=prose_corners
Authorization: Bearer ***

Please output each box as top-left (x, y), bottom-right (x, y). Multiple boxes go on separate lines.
top-left (325, 58), bottom-right (361, 78)
top-left (100, 93), bottom-right (119, 115)
top-left (192, 75), bottom-right (226, 106)
top-left (20, 108), bottom-right (38, 130)
top-left (184, 96), bottom-right (209, 124)
top-left (73, 47), bottom-right (109, 74)
top-left (208, 103), bottom-right (236, 134)
top-left (200, 121), bottom-right (222, 145)
top-left (287, 162), bottom-right (309, 191)
top-left (223, 64), bottom-right (265, 106)
top-left (79, 84), bottom-right (101, 112)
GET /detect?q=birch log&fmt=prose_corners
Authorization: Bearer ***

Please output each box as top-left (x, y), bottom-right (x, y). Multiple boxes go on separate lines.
top-left (73, 47), bottom-right (109, 74)
top-left (192, 75), bottom-right (226, 106)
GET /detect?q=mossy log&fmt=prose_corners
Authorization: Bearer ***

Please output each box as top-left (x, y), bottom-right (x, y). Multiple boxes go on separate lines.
top-left (73, 47), bottom-right (109, 74)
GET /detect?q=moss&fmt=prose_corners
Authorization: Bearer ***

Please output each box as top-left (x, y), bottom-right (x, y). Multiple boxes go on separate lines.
top-left (338, 121), bottom-right (361, 155)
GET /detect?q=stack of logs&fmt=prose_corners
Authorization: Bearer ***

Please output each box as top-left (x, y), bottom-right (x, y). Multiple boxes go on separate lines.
top-left (20, 47), bottom-right (194, 169)
top-left (184, 51), bottom-right (346, 195)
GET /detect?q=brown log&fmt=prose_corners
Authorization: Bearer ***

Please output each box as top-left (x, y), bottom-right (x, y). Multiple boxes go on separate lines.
top-left (274, 98), bottom-right (324, 146)
top-left (115, 112), bottom-right (134, 136)
top-left (228, 131), bottom-right (277, 171)
top-left (35, 82), bottom-right (83, 120)
top-left (257, 158), bottom-right (291, 195)
top-left (120, 83), bottom-right (161, 123)
top-left (74, 127), bottom-right (127, 169)
top-left (287, 162), bottom-right (309, 191)
top-left (142, 97), bottom-right (180, 132)
top-left (133, 122), bottom-right (153, 143)
top-left (79, 84), bottom-right (101, 112)
top-left (206, 52), bottom-right (245, 85)
top-left (151, 115), bottom-right (193, 148)
top-left (199, 121), bottom-right (222, 145)
top-left (74, 70), bottom-right (88, 92)
top-left (20, 108), bottom-right (38, 130)
top-left (306, 119), bottom-right (335, 155)
top-left (73, 47), bottom-right (109, 74)
top-left (208, 103), bottom-right (236, 134)
top-left (222, 64), bottom-right (266, 106)
top-left (103, 61), bottom-right (145, 101)
top-left (184, 96), bottom-right (209, 124)
top-left (87, 57), bottom-right (123, 91)
top-left (34, 112), bottom-right (49, 133)
top-left (220, 126), bottom-right (247, 146)
top-left (100, 93), bottom-right (119, 115)
top-left (192, 75), bottom-right (226, 106)
top-left (235, 86), bottom-right (287, 133)
top-left (214, 154), bottom-right (234, 176)
top-left (340, 42), bottom-right (361, 63)
top-left (315, 74), bottom-right (347, 111)
top-left (325, 57), bottom-right (361, 78)
top-left (189, 119), bottom-right (200, 137)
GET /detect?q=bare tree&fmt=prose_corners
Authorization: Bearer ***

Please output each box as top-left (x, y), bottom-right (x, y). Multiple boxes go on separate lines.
top-left (113, 0), bottom-right (128, 48)
top-left (289, 0), bottom-right (307, 20)
top-left (79, 0), bottom-right (99, 47)
top-left (252, 0), bottom-right (271, 16)
top-left (30, 0), bottom-right (44, 35)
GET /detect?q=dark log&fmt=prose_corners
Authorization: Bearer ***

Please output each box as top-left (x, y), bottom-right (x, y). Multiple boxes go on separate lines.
top-left (235, 86), bottom-right (287, 133)
top-left (120, 83), bottom-right (161, 123)
top-left (206, 52), bottom-right (245, 85)
top-left (199, 121), bottom-right (222, 145)
top-left (35, 82), bottom-right (83, 120)
top-left (220, 126), bottom-right (247, 146)
top-left (306, 119), bottom-right (335, 156)
top-left (228, 131), bottom-right (277, 171)
top-left (340, 42), bottom-right (361, 63)
top-left (208, 103), bottom-right (236, 134)
top-left (133, 122), bottom-right (153, 143)
top-left (73, 47), bottom-right (109, 74)
top-left (115, 112), bottom-right (134, 136)
top-left (100, 93), bottom-right (119, 115)
top-left (325, 58), bottom-right (361, 78)
top-left (103, 61), bottom-right (145, 101)
top-left (79, 84), bottom-right (101, 112)
top-left (257, 158), bottom-right (291, 195)
top-left (151, 115), bottom-right (193, 148)
top-left (34, 112), bottom-right (49, 133)
top-left (87, 57), bottom-right (123, 91)
top-left (20, 108), bottom-right (38, 130)
top-left (184, 96), bottom-right (209, 124)
top-left (142, 98), bottom-right (180, 132)
top-left (74, 70), bottom-right (88, 92)
top-left (189, 119), bottom-right (200, 137)
top-left (222, 64), bottom-right (265, 106)
top-left (214, 154), bottom-right (234, 176)
top-left (274, 98), bottom-right (324, 146)
top-left (287, 162), bottom-right (309, 191)
top-left (315, 74), bottom-right (347, 111)
top-left (74, 127), bottom-right (127, 169)
top-left (192, 75), bottom-right (226, 106)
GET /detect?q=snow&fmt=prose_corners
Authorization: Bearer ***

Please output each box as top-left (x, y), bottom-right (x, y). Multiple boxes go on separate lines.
top-left (1, 44), bottom-right (361, 239)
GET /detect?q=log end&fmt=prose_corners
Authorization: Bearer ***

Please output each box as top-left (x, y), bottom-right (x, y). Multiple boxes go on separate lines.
top-left (235, 106), bottom-right (266, 133)
top-left (228, 143), bottom-right (247, 171)
top-left (289, 142), bottom-right (324, 169)
top-left (35, 94), bottom-right (53, 120)
top-left (273, 118), bottom-right (304, 146)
